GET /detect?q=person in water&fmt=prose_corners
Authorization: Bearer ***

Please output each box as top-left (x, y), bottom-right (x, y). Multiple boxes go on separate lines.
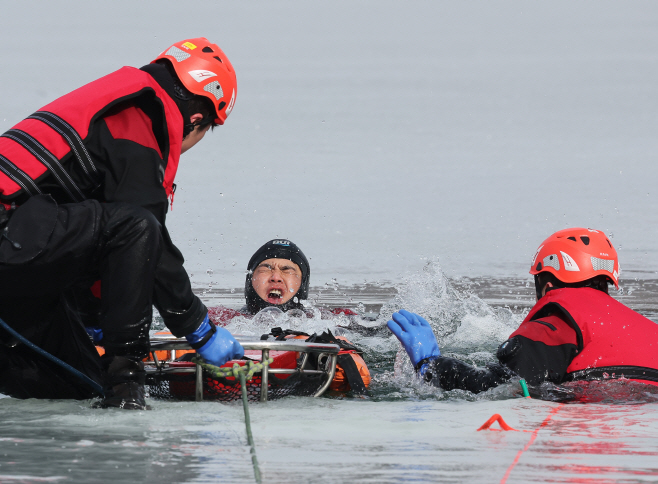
top-left (209, 238), bottom-right (357, 320)
top-left (203, 238), bottom-right (370, 393)
top-left (245, 238), bottom-right (311, 314)
top-left (0, 38), bottom-right (244, 409)
top-left (388, 228), bottom-right (658, 394)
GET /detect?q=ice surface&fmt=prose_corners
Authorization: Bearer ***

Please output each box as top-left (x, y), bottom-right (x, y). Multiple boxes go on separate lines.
top-left (3, 1), bottom-right (658, 288)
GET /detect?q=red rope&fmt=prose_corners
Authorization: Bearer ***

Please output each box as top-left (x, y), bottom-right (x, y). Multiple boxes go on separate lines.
top-left (499, 403), bottom-right (565, 484)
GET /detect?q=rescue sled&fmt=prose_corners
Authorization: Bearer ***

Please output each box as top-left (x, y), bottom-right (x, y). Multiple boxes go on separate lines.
top-left (145, 333), bottom-right (341, 402)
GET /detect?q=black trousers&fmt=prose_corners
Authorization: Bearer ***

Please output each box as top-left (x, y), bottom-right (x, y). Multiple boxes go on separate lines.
top-left (0, 195), bottom-right (162, 399)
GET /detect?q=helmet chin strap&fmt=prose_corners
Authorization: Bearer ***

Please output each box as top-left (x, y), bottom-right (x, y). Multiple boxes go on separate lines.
top-left (183, 117), bottom-right (213, 140)
top-left (182, 122), bottom-right (196, 139)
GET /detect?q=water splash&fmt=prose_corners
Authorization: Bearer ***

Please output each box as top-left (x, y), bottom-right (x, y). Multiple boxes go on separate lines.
top-left (379, 257), bottom-right (520, 352)
top-left (197, 258), bottom-right (525, 401)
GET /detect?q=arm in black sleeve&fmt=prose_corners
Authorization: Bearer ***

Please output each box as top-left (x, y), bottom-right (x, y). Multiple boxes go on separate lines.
top-left (496, 317), bottom-right (579, 385)
top-left (421, 357), bottom-right (516, 393)
top-left (152, 225), bottom-right (207, 336)
top-left (418, 314), bottom-right (579, 392)
top-left (82, 113), bottom-right (206, 336)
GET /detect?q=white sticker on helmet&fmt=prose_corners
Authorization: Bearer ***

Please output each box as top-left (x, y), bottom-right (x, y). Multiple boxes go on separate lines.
top-left (188, 70), bottom-right (217, 82)
top-left (165, 46), bottom-right (190, 62)
top-left (225, 89), bottom-right (235, 116)
top-left (203, 81), bottom-right (223, 101)
top-left (543, 254), bottom-right (560, 271)
top-left (560, 251), bottom-right (580, 271)
top-left (531, 245), bottom-right (543, 265)
top-left (590, 256), bottom-right (614, 274)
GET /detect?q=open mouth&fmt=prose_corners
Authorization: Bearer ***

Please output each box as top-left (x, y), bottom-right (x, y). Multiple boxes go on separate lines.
top-left (267, 289), bottom-right (283, 301)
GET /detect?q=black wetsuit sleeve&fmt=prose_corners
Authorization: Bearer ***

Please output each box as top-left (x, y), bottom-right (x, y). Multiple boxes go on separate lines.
top-left (498, 315), bottom-right (579, 385)
top-left (421, 314), bottom-right (580, 393)
top-left (152, 226), bottom-right (206, 336)
top-left (421, 357), bottom-right (516, 393)
top-left (81, 114), bottom-right (206, 337)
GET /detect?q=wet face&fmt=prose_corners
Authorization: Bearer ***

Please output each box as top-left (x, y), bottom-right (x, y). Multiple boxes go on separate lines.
top-left (251, 258), bottom-right (302, 305)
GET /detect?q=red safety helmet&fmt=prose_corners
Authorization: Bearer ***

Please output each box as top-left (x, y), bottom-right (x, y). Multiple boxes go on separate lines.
top-left (529, 228), bottom-right (620, 288)
top-left (153, 38), bottom-right (237, 125)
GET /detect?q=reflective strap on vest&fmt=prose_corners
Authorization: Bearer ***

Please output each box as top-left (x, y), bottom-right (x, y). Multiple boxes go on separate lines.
top-left (0, 153), bottom-right (42, 197)
top-left (28, 111), bottom-right (100, 189)
top-left (566, 365), bottom-right (658, 384)
top-left (1, 130), bottom-right (85, 203)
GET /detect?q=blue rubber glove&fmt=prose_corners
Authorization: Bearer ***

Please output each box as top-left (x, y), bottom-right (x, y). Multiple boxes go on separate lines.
top-left (85, 326), bottom-right (103, 344)
top-left (186, 314), bottom-right (244, 366)
top-left (387, 309), bottom-right (440, 375)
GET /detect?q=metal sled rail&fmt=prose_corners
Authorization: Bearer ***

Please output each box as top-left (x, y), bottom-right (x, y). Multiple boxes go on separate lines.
top-left (147, 335), bottom-right (340, 402)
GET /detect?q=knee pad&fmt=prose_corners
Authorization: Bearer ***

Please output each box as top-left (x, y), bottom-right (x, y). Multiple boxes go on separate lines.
top-left (101, 204), bottom-right (162, 252)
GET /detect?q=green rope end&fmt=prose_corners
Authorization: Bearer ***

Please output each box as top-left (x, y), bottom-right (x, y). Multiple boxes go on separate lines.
top-left (519, 378), bottom-right (530, 398)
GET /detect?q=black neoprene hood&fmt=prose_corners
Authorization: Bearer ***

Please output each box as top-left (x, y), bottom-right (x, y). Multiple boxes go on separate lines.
top-left (244, 239), bottom-right (310, 314)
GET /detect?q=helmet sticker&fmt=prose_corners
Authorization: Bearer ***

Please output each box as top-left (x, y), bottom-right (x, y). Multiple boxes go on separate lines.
top-left (543, 254), bottom-right (560, 271)
top-left (590, 256), bottom-right (614, 274)
top-left (188, 70), bottom-right (217, 82)
top-left (203, 81), bottom-right (224, 101)
top-left (560, 251), bottom-right (580, 272)
top-left (182, 41), bottom-right (197, 50)
top-left (531, 245), bottom-right (544, 265)
top-left (272, 240), bottom-right (291, 246)
top-left (164, 46), bottom-right (190, 63)
top-left (226, 89), bottom-right (236, 116)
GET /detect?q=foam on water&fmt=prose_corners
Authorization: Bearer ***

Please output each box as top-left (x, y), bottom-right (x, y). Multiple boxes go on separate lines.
top-left (205, 259), bottom-right (658, 406)
top-left (379, 258), bottom-right (522, 349)
top-left (189, 258), bottom-right (524, 404)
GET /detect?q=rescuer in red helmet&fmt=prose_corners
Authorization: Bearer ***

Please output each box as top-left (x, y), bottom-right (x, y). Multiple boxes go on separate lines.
top-left (0, 38), bottom-right (243, 409)
top-left (388, 228), bottom-right (658, 395)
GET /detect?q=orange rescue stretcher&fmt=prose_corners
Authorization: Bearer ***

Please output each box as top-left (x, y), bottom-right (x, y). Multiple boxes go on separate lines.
top-left (137, 332), bottom-right (369, 402)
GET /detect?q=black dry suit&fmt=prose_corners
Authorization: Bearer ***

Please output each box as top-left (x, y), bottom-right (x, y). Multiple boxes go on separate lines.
top-left (419, 286), bottom-right (658, 396)
top-left (0, 63), bottom-right (206, 400)
top-left (244, 239), bottom-right (310, 314)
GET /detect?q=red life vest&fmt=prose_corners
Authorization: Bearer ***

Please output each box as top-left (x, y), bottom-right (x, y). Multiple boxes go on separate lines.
top-left (520, 287), bottom-right (658, 385)
top-left (0, 66), bottom-right (182, 203)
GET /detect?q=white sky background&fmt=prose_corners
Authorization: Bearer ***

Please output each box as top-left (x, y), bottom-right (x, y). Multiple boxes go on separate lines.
top-left (1, 1), bottom-right (658, 288)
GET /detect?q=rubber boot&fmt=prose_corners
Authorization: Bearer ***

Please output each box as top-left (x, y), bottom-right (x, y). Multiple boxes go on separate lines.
top-left (98, 356), bottom-right (148, 410)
